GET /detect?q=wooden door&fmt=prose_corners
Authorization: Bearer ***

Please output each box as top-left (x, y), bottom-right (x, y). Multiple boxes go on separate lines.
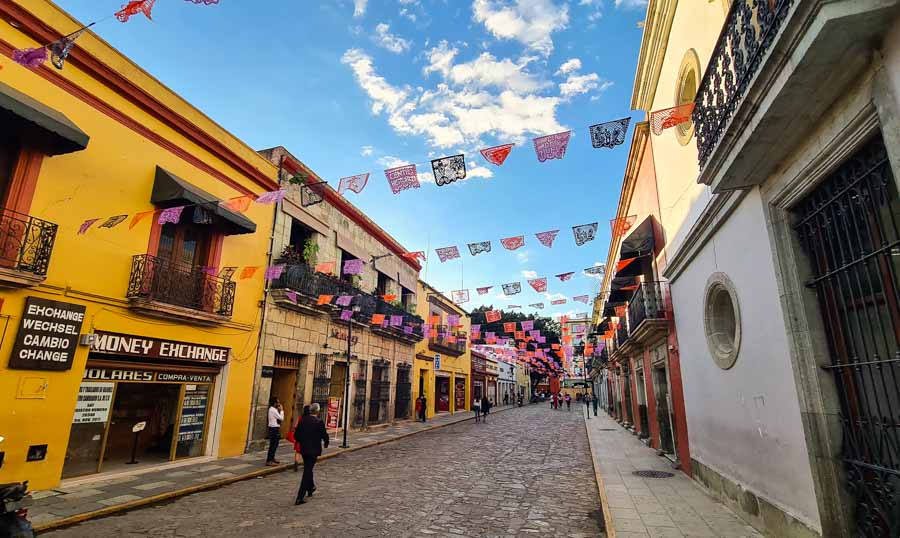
top-left (436, 377), bottom-right (450, 412)
top-left (271, 368), bottom-right (298, 437)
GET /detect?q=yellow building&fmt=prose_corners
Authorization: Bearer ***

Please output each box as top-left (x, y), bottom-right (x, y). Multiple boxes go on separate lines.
top-left (0, 1), bottom-right (277, 489)
top-left (412, 281), bottom-right (470, 418)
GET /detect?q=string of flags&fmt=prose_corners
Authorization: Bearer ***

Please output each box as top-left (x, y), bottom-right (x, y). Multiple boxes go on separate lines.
top-left (446, 264), bottom-right (605, 307)
top-left (10, 0), bottom-right (219, 71)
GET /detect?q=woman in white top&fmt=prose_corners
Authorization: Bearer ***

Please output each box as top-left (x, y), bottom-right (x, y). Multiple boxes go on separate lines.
top-left (473, 397), bottom-right (482, 423)
top-left (266, 397), bottom-right (284, 466)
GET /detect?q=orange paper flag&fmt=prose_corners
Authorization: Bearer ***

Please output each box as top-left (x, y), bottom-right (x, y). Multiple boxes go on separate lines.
top-left (317, 294), bottom-right (334, 305)
top-left (447, 336), bottom-right (457, 344)
top-left (514, 331), bottom-right (525, 340)
top-left (129, 210), bottom-right (156, 230)
top-left (222, 195), bottom-right (253, 213)
top-left (430, 315), bottom-right (440, 325)
top-left (503, 322), bottom-right (516, 333)
top-left (562, 335), bottom-right (572, 344)
top-left (371, 313), bottom-right (386, 324)
top-left (551, 343), bottom-right (560, 350)
top-left (240, 266), bottom-right (258, 279)
top-left (314, 262), bottom-right (336, 275)
top-left (382, 294), bottom-right (397, 302)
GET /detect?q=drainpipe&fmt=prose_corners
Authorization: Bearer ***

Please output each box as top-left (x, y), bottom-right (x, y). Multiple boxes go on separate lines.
top-left (244, 155), bottom-right (283, 451)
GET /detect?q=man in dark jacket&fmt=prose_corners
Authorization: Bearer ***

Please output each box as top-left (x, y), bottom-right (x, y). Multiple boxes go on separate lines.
top-left (295, 402), bottom-right (329, 505)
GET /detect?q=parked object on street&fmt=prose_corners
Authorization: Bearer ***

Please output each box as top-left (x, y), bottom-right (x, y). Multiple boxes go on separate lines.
top-left (0, 476), bottom-right (33, 538)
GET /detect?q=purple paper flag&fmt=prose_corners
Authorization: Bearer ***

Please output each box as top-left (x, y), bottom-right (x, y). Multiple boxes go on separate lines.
top-left (533, 131), bottom-right (572, 162)
top-left (521, 320), bottom-right (534, 332)
top-left (390, 315), bottom-right (403, 327)
top-left (447, 314), bottom-right (460, 327)
top-left (422, 323), bottom-right (432, 332)
top-left (335, 295), bottom-right (353, 306)
top-left (340, 309), bottom-right (353, 321)
top-left (256, 189), bottom-right (286, 204)
top-left (529, 330), bottom-right (541, 338)
top-left (471, 324), bottom-right (481, 333)
top-left (264, 264), bottom-right (286, 280)
top-left (12, 47), bottom-right (48, 68)
top-left (343, 259), bottom-right (364, 275)
top-left (381, 318), bottom-right (390, 328)
top-left (486, 332), bottom-right (495, 340)
top-left (286, 290), bottom-right (298, 303)
top-left (158, 206), bottom-right (185, 225)
top-left (77, 218), bottom-right (100, 235)
top-left (403, 325), bottom-right (414, 335)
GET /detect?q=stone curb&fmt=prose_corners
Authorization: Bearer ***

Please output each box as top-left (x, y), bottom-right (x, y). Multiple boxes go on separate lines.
top-left (35, 405), bottom-right (515, 533)
top-left (583, 408), bottom-right (615, 537)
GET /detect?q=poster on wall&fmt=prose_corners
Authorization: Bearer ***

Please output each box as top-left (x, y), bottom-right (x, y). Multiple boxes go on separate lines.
top-left (71, 382), bottom-right (114, 424)
top-left (326, 397), bottom-right (341, 430)
top-left (8, 297), bottom-right (86, 371)
top-left (176, 385), bottom-right (209, 458)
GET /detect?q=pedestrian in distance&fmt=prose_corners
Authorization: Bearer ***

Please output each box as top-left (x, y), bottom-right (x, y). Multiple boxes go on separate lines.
top-left (288, 405), bottom-right (310, 472)
top-left (265, 397), bottom-right (284, 466)
top-left (592, 393), bottom-right (599, 417)
top-left (415, 394), bottom-right (426, 422)
top-left (565, 393), bottom-right (572, 411)
top-left (503, 392), bottom-right (509, 406)
top-left (584, 394), bottom-right (592, 415)
top-left (473, 396), bottom-right (482, 423)
top-left (295, 403), bottom-right (329, 505)
top-left (482, 396), bottom-right (491, 423)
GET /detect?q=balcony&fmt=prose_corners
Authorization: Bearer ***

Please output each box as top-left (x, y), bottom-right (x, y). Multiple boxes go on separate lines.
top-left (126, 254), bottom-right (235, 325)
top-left (428, 324), bottom-right (467, 357)
top-left (271, 262), bottom-right (423, 342)
top-left (0, 209), bottom-right (57, 287)
top-left (693, 0), bottom-right (898, 192)
top-left (627, 282), bottom-right (669, 345)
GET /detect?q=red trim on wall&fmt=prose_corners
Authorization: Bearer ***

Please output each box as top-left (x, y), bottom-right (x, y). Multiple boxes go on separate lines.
top-left (5, 145), bottom-right (43, 214)
top-left (281, 156), bottom-right (422, 272)
top-left (146, 217), bottom-right (162, 257)
top-left (0, 2), bottom-right (277, 194)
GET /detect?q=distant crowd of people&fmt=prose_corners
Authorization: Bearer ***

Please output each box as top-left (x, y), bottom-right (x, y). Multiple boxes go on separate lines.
top-left (532, 391), bottom-right (599, 416)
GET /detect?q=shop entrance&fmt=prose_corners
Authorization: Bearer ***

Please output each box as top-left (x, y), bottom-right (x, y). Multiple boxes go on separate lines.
top-left (435, 377), bottom-right (450, 412)
top-left (271, 368), bottom-right (298, 438)
top-left (454, 378), bottom-right (466, 411)
top-left (102, 383), bottom-right (180, 472)
top-left (329, 363), bottom-right (347, 427)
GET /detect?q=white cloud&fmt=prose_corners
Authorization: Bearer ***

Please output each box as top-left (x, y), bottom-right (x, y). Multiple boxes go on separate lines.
top-left (544, 292), bottom-right (568, 302)
top-left (374, 23), bottom-right (411, 54)
top-left (399, 8), bottom-right (417, 22)
top-left (360, 145), bottom-right (374, 156)
top-left (376, 155), bottom-right (410, 168)
top-left (521, 270), bottom-right (538, 279)
top-left (556, 58), bottom-right (581, 75)
top-left (616, 0), bottom-right (648, 7)
top-left (559, 73), bottom-right (612, 97)
top-left (423, 40), bottom-right (459, 78)
top-left (472, 0), bottom-right (569, 57)
top-left (446, 52), bottom-right (547, 93)
top-left (353, 0), bottom-right (367, 17)
top-left (516, 251), bottom-right (530, 263)
top-left (398, 0), bottom-right (418, 4)
top-left (467, 162), bottom-right (493, 179)
top-left (344, 49), bottom-right (565, 149)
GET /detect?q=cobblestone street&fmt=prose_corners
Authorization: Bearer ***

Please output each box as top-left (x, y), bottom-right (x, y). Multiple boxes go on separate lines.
top-left (46, 405), bottom-right (603, 537)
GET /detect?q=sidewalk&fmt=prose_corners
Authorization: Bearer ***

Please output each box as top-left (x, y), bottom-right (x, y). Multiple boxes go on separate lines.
top-left (31, 406), bottom-right (513, 532)
top-left (583, 407), bottom-right (762, 537)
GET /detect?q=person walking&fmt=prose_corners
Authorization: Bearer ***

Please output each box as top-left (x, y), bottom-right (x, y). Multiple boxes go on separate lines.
top-left (565, 393), bottom-right (572, 411)
top-left (265, 397), bottom-right (284, 466)
top-left (481, 396), bottom-right (491, 423)
top-left (473, 396), bottom-right (482, 423)
top-left (415, 394), bottom-right (426, 422)
top-left (295, 403), bottom-right (329, 505)
top-left (503, 392), bottom-right (509, 406)
top-left (584, 394), bottom-right (592, 416)
top-left (289, 405), bottom-right (310, 472)
top-left (592, 393), bottom-right (599, 417)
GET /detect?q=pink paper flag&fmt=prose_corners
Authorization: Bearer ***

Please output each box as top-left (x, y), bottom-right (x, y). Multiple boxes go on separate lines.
top-left (477, 286), bottom-right (492, 295)
top-left (264, 264), bottom-right (286, 280)
top-left (436, 246), bottom-right (460, 263)
top-left (256, 189), bottom-right (286, 204)
top-left (480, 144), bottom-right (514, 166)
top-left (451, 289), bottom-right (470, 304)
top-left (535, 230), bottom-right (560, 248)
top-left (384, 164), bottom-right (420, 194)
top-left (158, 206), bottom-right (185, 225)
top-left (533, 131), bottom-right (572, 162)
top-left (115, 0), bottom-right (156, 22)
top-left (500, 236), bottom-right (525, 251)
top-left (527, 278), bottom-right (547, 293)
top-left (343, 259), bottom-right (364, 275)
top-left (556, 272), bottom-right (575, 281)
top-left (335, 295), bottom-right (353, 306)
top-left (77, 218), bottom-right (100, 235)
top-left (338, 173), bottom-right (370, 195)
top-left (574, 295), bottom-right (590, 304)
top-left (551, 299), bottom-right (566, 305)
top-left (340, 309), bottom-right (353, 321)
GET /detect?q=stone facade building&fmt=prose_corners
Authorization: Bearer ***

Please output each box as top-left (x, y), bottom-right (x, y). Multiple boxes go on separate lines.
top-left (248, 146), bottom-right (423, 447)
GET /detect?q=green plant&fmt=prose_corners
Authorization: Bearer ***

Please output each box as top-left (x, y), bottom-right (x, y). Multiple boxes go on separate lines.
top-left (302, 238), bottom-right (319, 265)
top-left (350, 274), bottom-right (362, 288)
top-left (279, 244), bottom-right (304, 264)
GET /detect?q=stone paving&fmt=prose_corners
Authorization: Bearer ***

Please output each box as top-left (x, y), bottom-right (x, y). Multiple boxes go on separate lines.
top-left (44, 404), bottom-right (602, 537)
top-left (31, 407), bottom-right (509, 530)
top-left (583, 405), bottom-right (762, 538)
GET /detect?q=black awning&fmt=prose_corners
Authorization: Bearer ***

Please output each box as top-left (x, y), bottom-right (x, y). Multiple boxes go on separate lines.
top-left (597, 318), bottom-right (610, 333)
top-left (151, 167), bottom-right (256, 235)
top-left (602, 303), bottom-right (617, 317)
top-left (608, 276), bottom-right (638, 303)
top-left (619, 216), bottom-right (656, 259)
top-left (614, 254), bottom-right (651, 278)
top-left (0, 80), bottom-right (89, 156)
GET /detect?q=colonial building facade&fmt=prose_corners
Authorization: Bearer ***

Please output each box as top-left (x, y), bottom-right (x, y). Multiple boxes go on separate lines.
top-left (592, 0), bottom-right (900, 536)
top-left (0, 0), bottom-right (277, 489)
top-left (247, 146), bottom-right (423, 445)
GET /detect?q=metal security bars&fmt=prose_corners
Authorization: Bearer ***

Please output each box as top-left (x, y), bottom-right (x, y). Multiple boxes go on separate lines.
top-left (368, 362), bottom-right (389, 425)
top-left (311, 354), bottom-right (331, 412)
top-left (793, 134), bottom-right (900, 537)
top-left (628, 282), bottom-right (667, 333)
top-left (354, 360), bottom-right (367, 427)
top-left (395, 364), bottom-right (411, 419)
top-left (693, 0), bottom-right (794, 169)
top-left (127, 254), bottom-right (236, 316)
top-left (0, 208), bottom-right (57, 277)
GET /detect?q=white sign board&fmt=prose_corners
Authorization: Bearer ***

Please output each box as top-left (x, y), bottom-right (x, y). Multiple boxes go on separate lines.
top-left (72, 382), bottom-right (114, 424)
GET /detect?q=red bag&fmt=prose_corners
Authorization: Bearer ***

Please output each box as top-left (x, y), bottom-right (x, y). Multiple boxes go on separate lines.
top-left (286, 416), bottom-right (299, 443)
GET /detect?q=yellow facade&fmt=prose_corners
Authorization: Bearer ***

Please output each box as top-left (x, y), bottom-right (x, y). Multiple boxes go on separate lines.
top-left (0, 1), bottom-right (277, 489)
top-left (412, 281), bottom-right (470, 418)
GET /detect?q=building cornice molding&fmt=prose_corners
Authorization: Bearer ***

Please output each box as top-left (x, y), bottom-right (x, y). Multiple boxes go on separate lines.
top-left (631, 0), bottom-right (679, 111)
top-left (661, 189), bottom-right (749, 283)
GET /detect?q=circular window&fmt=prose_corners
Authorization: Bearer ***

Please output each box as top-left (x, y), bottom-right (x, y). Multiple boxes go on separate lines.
top-left (703, 272), bottom-right (741, 369)
top-left (674, 49), bottom-right (701, 146)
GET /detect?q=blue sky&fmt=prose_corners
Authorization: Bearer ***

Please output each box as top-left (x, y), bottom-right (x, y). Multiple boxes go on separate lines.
top-left (56, 0), bottom-right (647, 318)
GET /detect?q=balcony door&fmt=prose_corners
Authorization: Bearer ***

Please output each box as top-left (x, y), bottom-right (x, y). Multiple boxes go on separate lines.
top-left (157, 222), bottom-right (210, 271)
top-left (151, 221), bottom-right (214, 311)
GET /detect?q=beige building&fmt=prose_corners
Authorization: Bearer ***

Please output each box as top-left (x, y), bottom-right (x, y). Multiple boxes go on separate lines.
top-left (248, 146), bottom-right (423, 446)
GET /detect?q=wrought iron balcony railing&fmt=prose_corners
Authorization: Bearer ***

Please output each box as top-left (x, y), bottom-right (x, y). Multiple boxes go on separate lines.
top-left (127, 254), bottom-right (235, 317)
top-left (693, 0), bottom-right (793, 169)
top-left (615, 315), bottom-right (630, 349)
top-left (627, 282), bottom-right (667, 335)
top-left (0, 208), bottom-right (57, 278)
top-left (429, 324), bottom-right (467, 356)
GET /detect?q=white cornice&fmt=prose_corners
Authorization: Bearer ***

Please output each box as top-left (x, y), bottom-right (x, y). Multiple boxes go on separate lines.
top-left (631, 0), bottom-right (679, 111)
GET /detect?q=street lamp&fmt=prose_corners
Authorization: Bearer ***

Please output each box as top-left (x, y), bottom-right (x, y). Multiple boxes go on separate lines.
top-left (340, 304), bottom-right (361, 449)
